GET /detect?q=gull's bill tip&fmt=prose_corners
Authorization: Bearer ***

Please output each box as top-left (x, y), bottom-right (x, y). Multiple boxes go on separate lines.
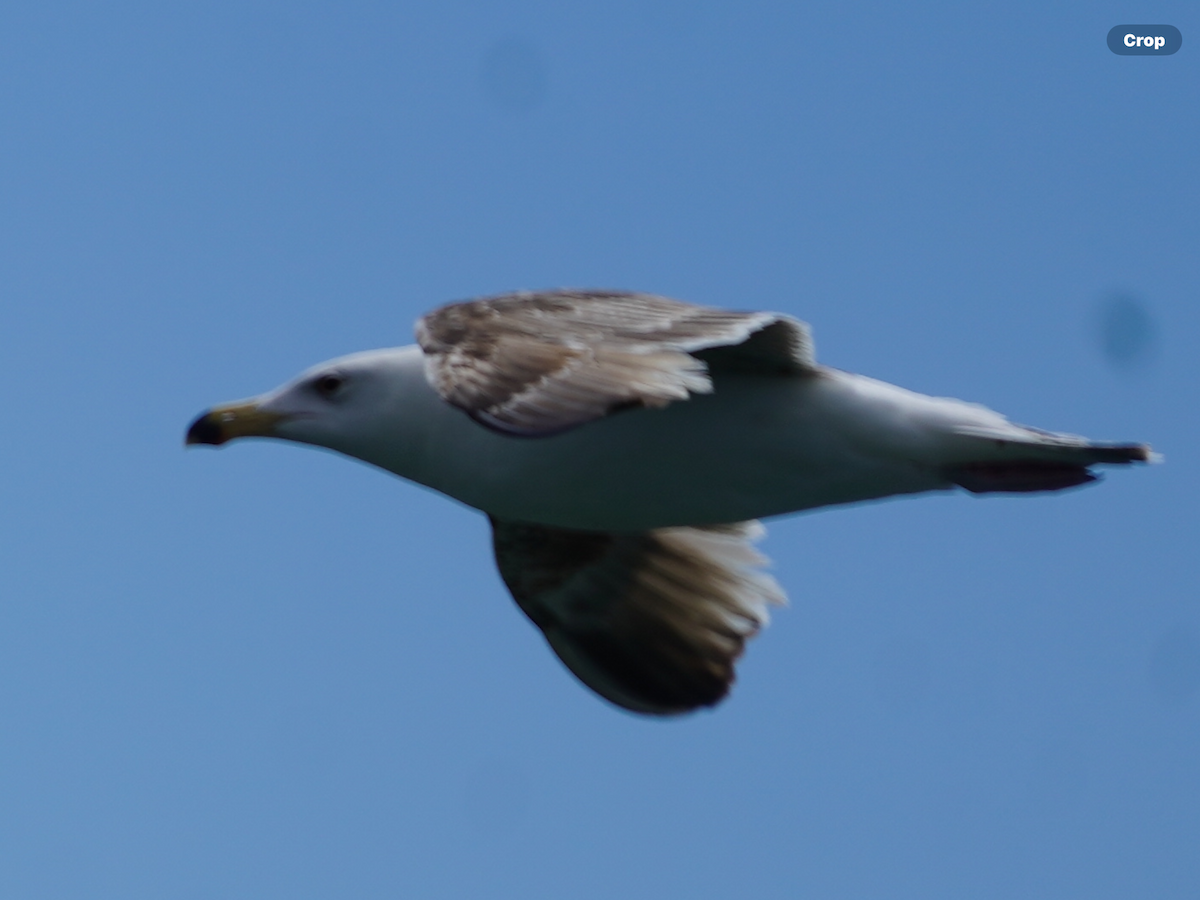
top-left (185, 402), bottom-right (284, 447)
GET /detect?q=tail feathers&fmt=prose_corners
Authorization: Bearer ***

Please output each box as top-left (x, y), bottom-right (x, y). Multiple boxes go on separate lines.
top-left (944, 430), bottom-right (1154, 494)
top-left (947, 461), bottom-right (1098, 494)
top-left (1077, 443), bottom-right (1157, 465)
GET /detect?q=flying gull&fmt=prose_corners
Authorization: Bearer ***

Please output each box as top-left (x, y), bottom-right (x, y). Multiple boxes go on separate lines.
top-left (186, 290), bottom-right (1153, 715)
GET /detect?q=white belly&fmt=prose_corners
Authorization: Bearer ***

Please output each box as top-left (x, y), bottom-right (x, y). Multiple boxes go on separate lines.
top-left (385, 367), bottom-right (958, 531)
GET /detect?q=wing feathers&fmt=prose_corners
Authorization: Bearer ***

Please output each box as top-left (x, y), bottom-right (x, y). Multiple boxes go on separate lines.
top-left (418, 290), bottom-right (813, 436)
top-left (491, 516), bottom-right (785, 715)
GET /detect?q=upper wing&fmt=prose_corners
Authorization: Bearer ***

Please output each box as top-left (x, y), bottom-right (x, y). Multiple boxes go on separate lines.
top-left (490, 516), bottom-right (786, 716)
top-left (417, 289), bottom-right (814, 436)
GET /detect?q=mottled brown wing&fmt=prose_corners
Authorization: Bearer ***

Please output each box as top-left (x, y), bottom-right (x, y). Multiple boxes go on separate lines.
top-left (417, 290), bottom-right (814, 436)
top-left (490, 516), bottom-right (786, 715)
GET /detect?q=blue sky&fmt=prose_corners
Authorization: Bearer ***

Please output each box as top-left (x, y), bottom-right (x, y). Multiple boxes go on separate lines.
top-left (1, 2), bottom-right (1197, 897)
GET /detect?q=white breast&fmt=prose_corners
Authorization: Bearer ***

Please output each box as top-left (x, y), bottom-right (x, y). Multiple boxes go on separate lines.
top-left (372, 361), bottom-right (957, 531)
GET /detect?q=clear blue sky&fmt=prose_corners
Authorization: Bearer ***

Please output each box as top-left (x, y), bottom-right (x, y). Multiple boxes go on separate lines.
top-left (1, 2), bottom-right (1197, 898)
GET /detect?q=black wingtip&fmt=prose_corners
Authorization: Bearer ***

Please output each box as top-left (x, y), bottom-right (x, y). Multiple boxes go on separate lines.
top-left (947, 461), bottom-right (1099, 494)
top-left (1090, 443), bottom-right (1155, 464)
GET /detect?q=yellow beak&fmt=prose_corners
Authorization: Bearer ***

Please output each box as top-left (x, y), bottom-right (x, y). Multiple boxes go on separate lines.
top-left (185, 401), bottom-right (288, 446)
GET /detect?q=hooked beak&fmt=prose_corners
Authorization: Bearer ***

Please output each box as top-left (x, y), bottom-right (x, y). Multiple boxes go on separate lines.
top-left (185, 401), bottom-right (289, 447)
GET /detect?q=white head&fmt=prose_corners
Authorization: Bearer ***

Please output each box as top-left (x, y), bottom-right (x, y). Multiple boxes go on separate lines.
top-left (185, 346), bottom-right (429, 470)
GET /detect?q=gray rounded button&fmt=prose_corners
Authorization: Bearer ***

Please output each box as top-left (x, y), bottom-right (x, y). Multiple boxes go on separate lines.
top-left (1108, 25), bottom-right (1182, 55)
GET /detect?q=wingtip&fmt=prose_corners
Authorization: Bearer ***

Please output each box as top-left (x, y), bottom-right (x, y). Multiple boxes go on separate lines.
top-left (1112, 443), bottom-right (1160, 464)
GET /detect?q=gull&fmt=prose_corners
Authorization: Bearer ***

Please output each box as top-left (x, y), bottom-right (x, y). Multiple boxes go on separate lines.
top-left (186, 290), bottom-right (1152, 715)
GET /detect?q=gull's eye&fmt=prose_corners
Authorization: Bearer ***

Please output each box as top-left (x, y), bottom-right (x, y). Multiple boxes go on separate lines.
top-left (313, 372), bottom-right (345, 398)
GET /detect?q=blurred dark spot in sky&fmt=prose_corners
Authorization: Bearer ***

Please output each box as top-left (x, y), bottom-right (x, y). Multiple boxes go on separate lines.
top-left (1148, 626), bottom-right (1200, 706)
top-left (872, 636), bottom-right (930, 708)
top-left (1095, 293), bottom-right (1159, 369)
top-left (480, 38), bottom-right (547, 114)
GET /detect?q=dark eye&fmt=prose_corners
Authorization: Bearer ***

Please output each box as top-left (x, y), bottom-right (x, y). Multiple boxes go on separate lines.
top-left (313, 372), bottom-right (345, 398)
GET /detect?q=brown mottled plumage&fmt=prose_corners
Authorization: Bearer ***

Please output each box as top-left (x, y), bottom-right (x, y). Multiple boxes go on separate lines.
top-left (417, 290), bottom-right (813, 436)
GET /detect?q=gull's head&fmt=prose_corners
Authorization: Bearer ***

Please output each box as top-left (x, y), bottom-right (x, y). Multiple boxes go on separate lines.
top-left (186, 348), bottom-right (419, 456)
